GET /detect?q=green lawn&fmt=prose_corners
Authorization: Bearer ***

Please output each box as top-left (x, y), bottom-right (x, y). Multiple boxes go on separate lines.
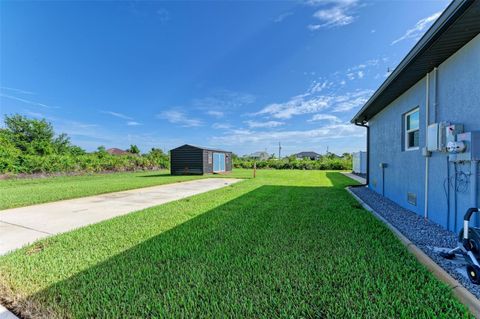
top-left (0, 170), bottom-right (252, 210)
top-left (0, 170), bottom-right (470, 318)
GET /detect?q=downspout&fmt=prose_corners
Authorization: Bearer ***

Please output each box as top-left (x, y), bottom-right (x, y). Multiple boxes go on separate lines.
top-left (424, 72), bottom-right (430, 219)
top-left (353, 120), bottom-right (369, 187)
top-left (433, 67), bottom-right (438, 123)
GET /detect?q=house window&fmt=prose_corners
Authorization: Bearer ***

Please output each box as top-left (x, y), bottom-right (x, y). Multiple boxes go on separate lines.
top-left (208, 152), bottom-right (212, 164)
top-left (405, 108), bottom-right (419, 150)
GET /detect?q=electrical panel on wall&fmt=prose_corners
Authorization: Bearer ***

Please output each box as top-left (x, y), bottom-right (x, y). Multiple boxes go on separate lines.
top-left (446, 124), bottom-right (464, 144)
top-left (427, 122), bottom-right (449, 152)
top-left (449, 131), bottom-right (480, 162)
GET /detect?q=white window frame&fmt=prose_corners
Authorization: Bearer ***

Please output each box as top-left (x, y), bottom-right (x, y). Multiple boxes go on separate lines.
top-left (405, 108), bottom-right (420, 151)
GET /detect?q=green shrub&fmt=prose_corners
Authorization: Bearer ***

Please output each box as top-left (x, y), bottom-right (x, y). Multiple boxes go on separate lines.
top-left (0, 114), bottom-right (172, 175)
top-left (233, 156), bottom-right (352, 171)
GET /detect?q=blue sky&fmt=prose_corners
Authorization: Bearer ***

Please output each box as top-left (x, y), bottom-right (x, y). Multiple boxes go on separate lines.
top-left (0, 0), bottom-right (450, 156)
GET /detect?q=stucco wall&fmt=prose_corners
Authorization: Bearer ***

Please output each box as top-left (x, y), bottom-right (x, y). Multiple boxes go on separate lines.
top-left (368, 33), bottom-right (480, 232)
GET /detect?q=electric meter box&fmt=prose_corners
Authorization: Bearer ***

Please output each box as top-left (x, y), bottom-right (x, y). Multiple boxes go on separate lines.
top-left (427, 122), bottom-right (448, 152)
top-left (449, 131), bottom-right (480, 162)
top-left (446, 124), bottom-right (464, 143)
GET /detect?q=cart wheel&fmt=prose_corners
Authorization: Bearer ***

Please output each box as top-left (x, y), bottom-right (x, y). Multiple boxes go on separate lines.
top-left (467, 265), bottom-right (480, 285)
top-left (439, 251), bottom-right (456, 259)
top-left (469, 239), bottom-right (479, 254)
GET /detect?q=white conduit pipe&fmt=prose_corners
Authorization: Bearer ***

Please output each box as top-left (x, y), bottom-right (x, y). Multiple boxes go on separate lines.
top-left (424, 72), bottom-right (430, 219)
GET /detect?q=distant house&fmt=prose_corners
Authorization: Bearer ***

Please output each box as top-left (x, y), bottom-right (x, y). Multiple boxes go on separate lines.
top-left (248, 151), bottom-right (270, 161)
top-left (351, 0), bottom-right (480, 232)
top-left (170, 144), bottom-right (232, 175)
top-left (294, 152), bottom-right (321, 160)
top-left (106, 148), bottom-right (130, 155)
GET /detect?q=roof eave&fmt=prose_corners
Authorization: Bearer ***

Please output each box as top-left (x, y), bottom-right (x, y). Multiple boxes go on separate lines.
top-left (351, 0), bottom-right (476, 124)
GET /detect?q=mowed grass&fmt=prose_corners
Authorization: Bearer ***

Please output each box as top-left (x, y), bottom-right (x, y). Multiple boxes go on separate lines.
top-left (0, 170), bottom-right (252, 210)
top-left (0, 170), bottom-right (470, 318)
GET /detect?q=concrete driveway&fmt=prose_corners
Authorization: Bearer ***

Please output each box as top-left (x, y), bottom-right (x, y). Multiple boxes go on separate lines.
top-left (0, 178), bottom-right (241, 255)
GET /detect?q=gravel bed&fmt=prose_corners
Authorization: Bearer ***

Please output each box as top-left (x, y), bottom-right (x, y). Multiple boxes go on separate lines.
top-left (350, 186), bottom-right (480, 299)
top-left (352, 172), bottom-right (367, 179)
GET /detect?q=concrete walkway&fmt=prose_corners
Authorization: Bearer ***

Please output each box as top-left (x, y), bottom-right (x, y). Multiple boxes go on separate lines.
top-left (0, 178), bottom-right (241, 255)
top-left (0, 305), bottom-right (17, 319)
top-left (341, 172), bottom-right (366, 184)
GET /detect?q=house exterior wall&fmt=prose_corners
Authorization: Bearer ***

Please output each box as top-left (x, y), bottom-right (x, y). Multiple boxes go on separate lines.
top-left (368, 33), bottom-right (480, 232)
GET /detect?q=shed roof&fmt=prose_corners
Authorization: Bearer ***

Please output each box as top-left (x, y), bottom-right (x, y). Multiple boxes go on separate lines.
top-left (351, 0), bottom-right (480, 124)
top-left (170, 144), bottom-right (231, 153)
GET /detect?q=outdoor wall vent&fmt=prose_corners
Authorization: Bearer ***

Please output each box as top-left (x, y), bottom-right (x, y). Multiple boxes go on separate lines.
top-left (407, 192), bottom-right (417, 206)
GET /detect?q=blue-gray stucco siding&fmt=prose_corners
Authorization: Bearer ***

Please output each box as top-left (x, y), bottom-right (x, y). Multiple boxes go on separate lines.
top-left (368, 33), bottom-right (480, 232)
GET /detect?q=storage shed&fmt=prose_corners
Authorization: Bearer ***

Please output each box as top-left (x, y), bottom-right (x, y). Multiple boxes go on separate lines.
top-left (170, 144), bottom-right (232, 175)
top-left (352, 151), bottom-right (367, 175)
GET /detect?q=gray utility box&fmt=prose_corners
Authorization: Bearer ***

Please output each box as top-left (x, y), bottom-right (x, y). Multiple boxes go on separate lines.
top-left (427, 122), bottom-right (465, 152)
top-left (450, 131), bottom-right (480, 162)
top-left (427, 122), bottom-right (448, 152)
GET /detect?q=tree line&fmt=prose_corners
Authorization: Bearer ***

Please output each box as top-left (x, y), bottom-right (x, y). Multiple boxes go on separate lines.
top-left (232, 154), bottom-right (352, 170)
top-left (0, 114), bottom-right (169, 175)
top-left (0, 114), bottom-right (352, 176)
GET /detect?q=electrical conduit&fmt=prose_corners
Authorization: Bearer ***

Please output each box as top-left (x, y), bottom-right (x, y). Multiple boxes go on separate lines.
top-left (424, 72), bottom-right (430, 219)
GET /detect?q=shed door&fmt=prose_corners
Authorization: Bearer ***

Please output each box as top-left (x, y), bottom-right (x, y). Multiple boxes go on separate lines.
top-left (213, 153), bottom-right (225, 172)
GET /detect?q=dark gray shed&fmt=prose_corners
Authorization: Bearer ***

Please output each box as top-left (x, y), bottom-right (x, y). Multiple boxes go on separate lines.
top-left (170, 144), bottom-right (232, 175)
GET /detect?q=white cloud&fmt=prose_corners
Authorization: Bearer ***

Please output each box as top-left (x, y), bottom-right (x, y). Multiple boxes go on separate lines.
top-left (308, 113), bottom-right (341, 123)
top-left (206, 110), bottom-right (224, 118)
top-left (274, 12), bottom-right (293, 23)
top-left (0, 93), bottom-right (58, 109)
top-left (156, 8), bottom-right (170, 23)
top-left (0, 86), bottom-right (34, 95)
top-left (126, 121), bottom-right (142, 126)
top-left (305, 0), bottom-right (357, 6)
top-left (193, 90), bottom-right (255, 111)
top-left (23, 110), bottom-right (45, 118)
top-left (392, 11), bottom-right (442, 45)
top-left (308, 80), bottom-right (332, 94)
top-left (245, 120), bottom-right (285, 128)
top-left (308, 0), bottom-right (358, 29)
top-left (101, 111), bottom-right (134, 120)
top-left (157, 110), bottom-right (202, 127)
top-left (252, 89), bottom-right (372, 119)
top-left (212, 123), bottom-right (231, 130)
top-left (313, 7), bottom-right (354, 28)
top-left (308, 24), bottom-right (322, 31)
top-left (347, 59), bottom-right (379, 73)
top-left (253, 94), bottom-right (330, 119)
top-left (331, 89), bottom-right (373, 112)
top-left (211, 123), bottom-right (364, 145)
top-left (340, 58), bottom-right (383, 82)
